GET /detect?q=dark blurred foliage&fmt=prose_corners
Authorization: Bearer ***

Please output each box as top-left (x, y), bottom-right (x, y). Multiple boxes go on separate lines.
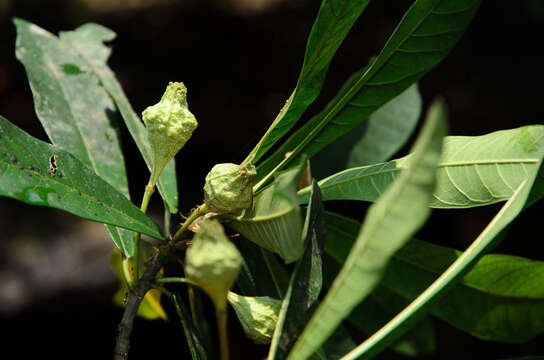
top-left (0, 0), bottom-right (543, 359)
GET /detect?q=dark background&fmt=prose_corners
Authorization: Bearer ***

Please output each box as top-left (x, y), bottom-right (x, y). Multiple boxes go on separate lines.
top-left (0, 0), bottom-right (543, 359)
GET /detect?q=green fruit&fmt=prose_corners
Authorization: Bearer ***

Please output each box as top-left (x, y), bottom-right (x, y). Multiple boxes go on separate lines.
top-left (227, 292), bottom-right (281, 344)
top-left (204, 162), bottom-right (256, 214)
top-left (142, 82), bottom-right (197, 183)
top-left (185, 220), bottom-right (242, 309)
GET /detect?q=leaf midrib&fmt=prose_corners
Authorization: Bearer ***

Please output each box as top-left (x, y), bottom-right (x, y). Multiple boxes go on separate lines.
top-left (305, 158), bottom-right (539, 194)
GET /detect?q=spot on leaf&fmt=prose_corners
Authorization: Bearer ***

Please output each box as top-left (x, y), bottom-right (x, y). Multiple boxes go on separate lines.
top-left (61, 63), bottom-right (83, 75)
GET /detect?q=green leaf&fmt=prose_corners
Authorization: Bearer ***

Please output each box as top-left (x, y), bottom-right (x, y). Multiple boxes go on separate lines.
top-left (341, 173), bottom-right (541, 359)
top-left (325, 210), bottom-right (544, 346)
top-left (287, 99), bottom-right (447, 360)
top-left (322, 253), bottom-right (436, 358)
top-left (311, 83), bottom-right (421, 179)
top-left (256, 0), bottom-right (481, 182)
top-left (354, 288), bottom-right (436, 358)
top-left (322, 324), bottom-right (357, 360)
top-left (383, 239), bottom-right (544, 343)
top-left (58, 23), bottom-right (178, 213)
top-left (0, 115), bottom-right (163, 239)
top-left (172, 292), bottom-right (208, 360)
top-left (235, 238), bottom-right (290, 298)
top-left (13, 18), bottom-right (135, 256)
top-left (299, 125), bottom-right (544, 208)
top-left (247, 0), bottom-right (372, 164)
top-left (269, 180), bottom-right (325, 360)
top-left (228, 164), bottom-right (306, 263)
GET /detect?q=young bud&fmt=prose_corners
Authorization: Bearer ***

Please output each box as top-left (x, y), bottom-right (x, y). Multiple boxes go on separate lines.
top-left (142, 82), bottom-right (197, 183)
top-left (203, 163), bottom-right (256, 214)
top-left (185, 220), bottom-right (242, 309)
top-left (227, 292), bottom-right (281, 344)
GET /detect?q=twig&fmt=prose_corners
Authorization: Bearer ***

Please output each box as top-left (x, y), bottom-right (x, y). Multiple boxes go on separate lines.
top-left (114, 252), bottom-right (165, 360)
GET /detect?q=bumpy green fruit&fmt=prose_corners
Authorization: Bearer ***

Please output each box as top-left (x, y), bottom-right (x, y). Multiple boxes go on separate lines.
top-left (142, 82), bottom-right (197, 183)
top-left (227, 292), bottom-right (280, 344)
top-left (185, 220), bottom-right (242, 309)
top-left (203, 163), bottom-right (256, 214)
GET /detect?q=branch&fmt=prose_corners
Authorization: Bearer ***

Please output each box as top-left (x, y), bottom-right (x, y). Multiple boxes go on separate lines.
top-left (114, 252), bottom-right (165, 360)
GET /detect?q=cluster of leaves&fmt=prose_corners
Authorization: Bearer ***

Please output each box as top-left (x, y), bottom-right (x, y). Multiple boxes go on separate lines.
top-left (2, 0), bottom-right (544, 359)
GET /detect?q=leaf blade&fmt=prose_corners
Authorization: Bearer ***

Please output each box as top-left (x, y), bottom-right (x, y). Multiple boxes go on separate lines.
top-left (341, 176), bottom-right (537, 360)
top-left (0, 115), bottom-right (163, 239)
top-left (287, 99), bottom-right (447, 359)
top-left (268, 180), bottom-right (325, 360)
top-left (299, 125), bottom-right (544, 208)
top-left (325, 211), bottom-right (544, 345)
top-left (248, 0), bottom-right (372, 163)
top-left (257, 0), bottom-right (481, 182)
top-left (14, 18), bottom-right (137, 256)
top-left (311, 84), bottom-right (421, 179)
top-left (58, 23), bottom-right (179, 213)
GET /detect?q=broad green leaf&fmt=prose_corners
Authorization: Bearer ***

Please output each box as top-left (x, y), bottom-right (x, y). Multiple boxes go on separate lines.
top-left (299, 125), bottom-right (544, 208)
top-left (110, 248), bottom-right (167, 320)
top-left (287, 99), bottom-right (447, 359)
top-left (247, 0), bottom-right (372, 164)
top-left (0, 115), bottom-right (163, 239)
top-left (256, 0), bottom-right (481, 182)
top-left (342, 175), bottom-right (541, 359)
top-left (58, 23), bottom-right (178, 213)
top-left (13, 18), bottom-right (134, 256)
top-left (383, 239), bottom-right (544, 343)
top-left (325, 211), bottom-right (544, 347)
top-left (228, 164), bottom-right (305, 263)
top-left (311, 83), bottom-right (421, 179)
top-left (172, 292), bottom-right (208, 360)
top-left (323, 218), bottom-right (436, 358)
top-left (268, 181), bottom-right (325, 359)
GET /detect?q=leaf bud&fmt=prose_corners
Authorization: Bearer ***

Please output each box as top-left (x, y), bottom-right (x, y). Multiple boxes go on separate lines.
top-left (142, 82), bottom-right (197, 183)
top-left (203, 162), bottom-right (256, 214)
top-left (185, 220), bottom-right (242, 309)
top-left (227, 292), bottom-right (281, 344)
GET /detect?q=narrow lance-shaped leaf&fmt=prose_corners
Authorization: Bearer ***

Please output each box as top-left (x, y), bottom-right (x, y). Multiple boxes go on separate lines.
top-left (256, 0), bottom-right (481, 183)
top-left (14, 18), bottom-right (135, 256)
top-left (287, 100), bottom-right (447, 360)
top-left (341, 175), bottom-right (540, 360)
top-left (172, 292), bottom-right (209, 360)
top-left (0, 115), bottom-right (163, 240)
top-left (247, 0), bottom-right (372, 164)
top-left (58, 23), bottom-right (179, 213)
top-left (299, 125), bottom-right (544, 209)
top-left (268, 180), bottom-right (325, 359)
top-left (311, 83), bottom-right (422, 179)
